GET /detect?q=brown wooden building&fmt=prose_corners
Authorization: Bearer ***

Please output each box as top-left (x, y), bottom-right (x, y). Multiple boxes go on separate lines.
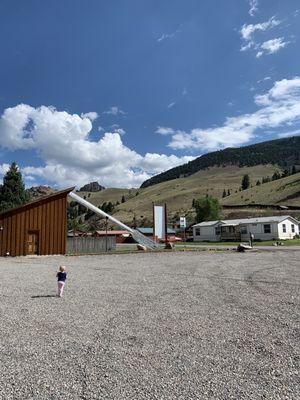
top-left (0, 187), bottom-right (74, 256)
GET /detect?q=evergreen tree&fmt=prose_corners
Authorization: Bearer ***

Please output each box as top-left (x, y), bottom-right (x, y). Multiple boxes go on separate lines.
top-left (282, 169), bottom-right (289, 178)
top-left (241, 174), bottom-right (250, 190)
top-left (272, 171), bottom-right (281, 181)
top-left (222, 189), bottom-right (226, 198)
top-left (121, 195), bottom-right (126, 203)
top-left (193, 196), bottom-right (221, 223)
top-left (256, 180), bottom-right (261, 186)
top-left (0, 162), bottom-right (29, 212)
top-left (227, 189), bottom-right (231, 196)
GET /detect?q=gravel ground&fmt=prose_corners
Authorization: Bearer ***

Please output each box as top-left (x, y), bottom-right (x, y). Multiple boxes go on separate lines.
top-left (0, 250), bottom-right (299, 400)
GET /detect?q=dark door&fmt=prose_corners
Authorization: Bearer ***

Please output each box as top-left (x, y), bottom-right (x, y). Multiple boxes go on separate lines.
top-left (27, 231), bottom-right (39, 255)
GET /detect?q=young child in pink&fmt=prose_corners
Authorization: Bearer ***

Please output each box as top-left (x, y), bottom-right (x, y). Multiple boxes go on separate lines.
top-left (56, 265), bottom-right (67, 297)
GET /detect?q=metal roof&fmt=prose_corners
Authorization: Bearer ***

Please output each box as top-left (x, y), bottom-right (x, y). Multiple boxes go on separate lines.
top-left (137, 227), bottom-right (176, 234)
top-left (193, 220), bottom-right (221, 227)
top-left (0, 187), bottom-right (75, 217)
top-left (193, 215), bottom-right (299, 227)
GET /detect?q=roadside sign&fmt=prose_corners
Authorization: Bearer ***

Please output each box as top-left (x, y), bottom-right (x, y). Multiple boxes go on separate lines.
top-left (179, 217), bottom-right (186, 228)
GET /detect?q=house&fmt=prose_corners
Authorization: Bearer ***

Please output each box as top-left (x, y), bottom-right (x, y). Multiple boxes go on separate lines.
top-left (193, 216), bottom-right (300, 242)
top-left (0, 187), bottom-right (74, 256)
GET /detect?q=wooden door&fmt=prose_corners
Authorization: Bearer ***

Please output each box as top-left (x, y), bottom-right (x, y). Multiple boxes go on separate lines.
top-left (27, 231), bottom-right (39, 255)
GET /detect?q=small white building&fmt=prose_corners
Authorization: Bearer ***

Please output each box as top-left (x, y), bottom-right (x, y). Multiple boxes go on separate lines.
top-left (193, 216), bottom-right (300, 242)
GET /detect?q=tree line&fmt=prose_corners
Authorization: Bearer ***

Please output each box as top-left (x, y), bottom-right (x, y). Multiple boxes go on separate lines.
top-left (141, 136), bottom-right (300, 188)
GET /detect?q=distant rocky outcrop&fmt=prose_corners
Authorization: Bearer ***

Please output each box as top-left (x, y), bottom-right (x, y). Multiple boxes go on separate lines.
top-left (79, 182), bottom-right (105, 192)
top-left (26, 186), bottom-right (56, 200)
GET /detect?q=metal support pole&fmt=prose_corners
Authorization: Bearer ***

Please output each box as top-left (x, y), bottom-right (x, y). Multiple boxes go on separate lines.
top-left (105, 216), bottom-right (108, 252)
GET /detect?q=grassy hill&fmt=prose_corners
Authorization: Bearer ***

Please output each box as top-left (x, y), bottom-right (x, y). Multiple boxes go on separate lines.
top-left (141, 136), bottom-right (300, 188)
top-left (75, 164), bottom-right (282, 225)
top-left (222, 171), bottom-right (300, 207)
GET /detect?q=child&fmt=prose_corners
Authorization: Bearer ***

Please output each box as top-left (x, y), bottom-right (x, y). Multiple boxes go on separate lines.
top-left (56, 265), bottom-right (67, 297)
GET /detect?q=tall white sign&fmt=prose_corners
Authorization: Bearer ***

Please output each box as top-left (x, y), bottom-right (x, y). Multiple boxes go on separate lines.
top-left (154, 205), bottom-right (166, 240)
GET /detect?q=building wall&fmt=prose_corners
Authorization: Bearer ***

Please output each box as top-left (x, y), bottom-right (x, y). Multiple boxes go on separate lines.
top-left (240, 219), bottom-right (299, 240)
top-left (239, 222), bottom-right (278, 241)
top-left (277, 220), bottom-right (299, 239)
top-left (0, 194), bottom-right (67, 256)
top-left (193, 225), bottom-right (220, 241)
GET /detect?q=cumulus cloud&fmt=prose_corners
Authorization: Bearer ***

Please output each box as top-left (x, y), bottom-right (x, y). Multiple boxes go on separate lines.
top-left (0, 163), bottom-right (10, 178)
top-left (81, 112), bottom-right (98, 121)
top-left (0, 105), bottom-right (194, 188)
top-left (164, 77), bottom-right (300, 151)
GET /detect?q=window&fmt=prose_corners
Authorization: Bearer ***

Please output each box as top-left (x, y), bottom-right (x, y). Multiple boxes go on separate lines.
top-left (291, 224), bottom-right (295, 233)
top-left (264, 224), bottom-right (271, 234)
top-left (215, 226), bottom-right (221, 235)
top-left (282, 224), bottom-right (286, 233)
top-left (195, 227), bottom-right (201, 236)
top-left (240, 225), bottom-right (247, 234)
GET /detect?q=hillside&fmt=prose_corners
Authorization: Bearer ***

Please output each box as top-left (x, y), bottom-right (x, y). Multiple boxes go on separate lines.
top-left (75, 164), bottom-right (281, 225)
top-left (141, 136), bottom-right (300, 188)
top-left (221, 171), bottom-right (300, 207)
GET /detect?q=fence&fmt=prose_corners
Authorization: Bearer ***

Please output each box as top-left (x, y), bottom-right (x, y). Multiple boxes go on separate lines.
top-left (67, 236), bottom-right (116, 254)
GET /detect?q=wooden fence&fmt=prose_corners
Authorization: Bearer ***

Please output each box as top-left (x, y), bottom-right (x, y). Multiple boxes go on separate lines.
top-left (66, 236), bottom-right (116, 254)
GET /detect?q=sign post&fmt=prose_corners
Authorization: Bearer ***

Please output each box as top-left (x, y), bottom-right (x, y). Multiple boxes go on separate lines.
top-left (179, 216), bottom-right (186, 242)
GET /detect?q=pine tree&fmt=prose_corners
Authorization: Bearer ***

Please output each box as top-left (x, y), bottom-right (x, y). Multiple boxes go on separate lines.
top-left (227, 189), bottom-right (231, 196)
top-left (0, 162), bottom-right (29, 212)
top-left (121, 195), bottom-right (126, 203)
top-left (241, 174), bottom-right (250, 190)
top-left (222, 189), bottom-right (226, 198)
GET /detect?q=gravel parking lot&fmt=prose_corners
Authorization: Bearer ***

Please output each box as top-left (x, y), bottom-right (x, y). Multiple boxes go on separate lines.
top-left (0, 250), bottom-right (299, 399)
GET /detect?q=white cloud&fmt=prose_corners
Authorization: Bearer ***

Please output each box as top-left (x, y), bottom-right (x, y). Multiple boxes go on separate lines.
top-left (167, 102), bottom-right (176, 109)
top-left (164, 77), bottom-right (300, 151)
top-left (0, 163), bottom-right (10, 178)
top-left (257, 76), bottom-right (272, 83)
top-left (239, 17), bottom-right (286, 57)
top-left (103, 106), bottom-right (125, 116)
top-left (81, 112), bottom-right (98, 121)
top-left (155, 126), bottom-right (175, 135)
top-left (157, 29), bottom-right (181, 42)
top-left (259, 37), bottom-right (288, 55)
top-left (278, 129), bottom-right (300, 138)
top-left (249, 0), bottom-right (259, 17)
top-left (240, 17), bottom-right (280, 42)
top-left (0, 105), bottom-right (193, 188)
top-left (138, 153), bottom-right (194, 175)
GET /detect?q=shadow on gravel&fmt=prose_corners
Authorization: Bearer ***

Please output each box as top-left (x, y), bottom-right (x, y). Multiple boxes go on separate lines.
top-left (31, 295), bottom-right (57, 299)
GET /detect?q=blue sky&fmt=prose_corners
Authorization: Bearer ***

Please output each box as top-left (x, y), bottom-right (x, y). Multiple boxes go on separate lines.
top-left (0, 0), bottom-right (300, 188)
